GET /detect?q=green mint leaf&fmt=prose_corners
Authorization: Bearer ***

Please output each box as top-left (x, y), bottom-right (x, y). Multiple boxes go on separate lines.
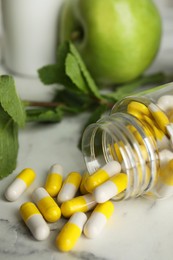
top-left (53, 89), bottom-right (92, 112)
top-left (0, 106), bottom-right (18, 179)
top-left (38, 64), bottom-right (60, 84)
top-left (0, 75), bottom-right (26, 127)
top-left (38, 41), bottom-right (69, 85)
top-left (69, 43), bottom-right (102, 99)
top-left (65, 53), bottom-right (89, 94)
top-left (102, 72), bottom-right (166, 102)
top-left (26, 107), bottom-right (64, 123)
top-left (38, 42), bottom-right (80, 91)
top-left (102, 81), bottom-right (142, 102)
top-left (38, 41), bottom-right (102, 102)
top-left (56, 41), bottom-right (70, 66)
top-left (38, 63), bottom-right (76, 89)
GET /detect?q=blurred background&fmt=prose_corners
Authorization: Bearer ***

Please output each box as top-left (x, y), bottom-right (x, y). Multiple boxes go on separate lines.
top-left (0, 0), bottom-right (173, 77)
top-left (150, 0), bottom-right (173, 74)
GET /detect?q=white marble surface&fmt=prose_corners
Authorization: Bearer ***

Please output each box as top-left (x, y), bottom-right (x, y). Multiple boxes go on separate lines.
top-left (0, 1), bottom-right (173, 260)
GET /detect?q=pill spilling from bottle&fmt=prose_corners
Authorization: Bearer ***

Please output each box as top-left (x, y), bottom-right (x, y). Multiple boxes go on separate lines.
top-left (4, 92), bottom-right (173, 252)
top-left (4, 164), bottom-right (115, 252)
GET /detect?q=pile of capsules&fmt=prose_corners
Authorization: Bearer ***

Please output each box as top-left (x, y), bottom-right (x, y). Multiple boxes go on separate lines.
top-left (5, 162), bottom-right (123, 252)
top-left (4, 94), bottom-right (173, 252)
top-left (125, 96), bottom-right (173, 192)
top-left (109, 95), bottom-right (173, 197)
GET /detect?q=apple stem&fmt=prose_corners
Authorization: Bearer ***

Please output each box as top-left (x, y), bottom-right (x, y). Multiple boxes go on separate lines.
top-left (71, 30), bottom-right (82, 42)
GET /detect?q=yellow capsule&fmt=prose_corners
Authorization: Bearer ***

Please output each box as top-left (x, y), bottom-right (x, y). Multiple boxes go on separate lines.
top-left (128, 109), bottom-right (144, 120)
top-left (127, 101), bottom-right (151, 117)
top-left (159, 159), bottom-right (173, 186)
top-left (128, 124), bottom-right (153, 145)
top-left (159, 149), bottom-right (173, 167)
top-left (143, 116), bottom-right (170, 149)
top-left (32, 187), bottom-right (61, 222)
top-left (134, 145), bottom-right (148, 162)
top-left (80, 172), bottom-right (90, 195)
top-left (128, 110), bottom-right (158, 146)
top-left (56, 212), bottom-right (87, 252)
top-left (132, 130), bottom-right (144, 144)
top-left (5, 168), bottom-right (36, 202)
top-left (142, 124), bottom-right (157, 148)
top-left (142, 122), bottom-right (155, 138)
top-left (94, 201), bottom-right (114, 219)
top-left (143, 115), bottom-right (164, 140)
top-left (61, 194), bottom-right (97, 218)
top-left (84, 201), bottom-right (114, 238)
top-left (45, 164), bottom-right (63, 197)
top-left (85, 161), bottom-right (121, 193)
top-left (127, 124), bottom-right (138, 133)
top-left (20, 202), bottom-right (40, 221)
top-left (148, 103), bottom-right (169, 133)
top-left (109, 142), bottom-right (123, 162)
top-left (93, 173), bottom-right (127, 203)
top-left (114, 142), bottom-right (123, 162)
top-left (57, 172), bottom-right (82, 204)
top-left (169, 113), bottom-right (173, 123)
top-left (20, 202), bottom-right (50, 240)
top-left (140, 145), bottom-right (148, 161)
top-left (151, 126), bottom-right (165, 141)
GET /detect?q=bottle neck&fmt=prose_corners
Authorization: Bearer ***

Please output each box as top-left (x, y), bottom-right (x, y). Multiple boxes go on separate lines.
top-left (82, 112), bottom-right (159, 200)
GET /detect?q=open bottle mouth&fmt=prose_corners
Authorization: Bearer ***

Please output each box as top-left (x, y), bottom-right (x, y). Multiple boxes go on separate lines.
top-left (82, 83), bottom-right (173, 201)
top-left (82, 112), bottom-right (159, 201)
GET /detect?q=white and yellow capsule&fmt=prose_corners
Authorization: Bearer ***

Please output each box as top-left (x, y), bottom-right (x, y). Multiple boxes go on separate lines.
top-left (157, 159), bottom-right (173, 197)
top-left (148, 103), bottom-right (169, 134)
top-left (56, 212), bottom-right (87, 252)
top-left (80, 172), bottom-right (90, 195)
top-left (20, 202), bottom-right (50, 240)
top-left (93, 173), bottom-right (127, 203)
top-left (61, 194), bottom-right (97, 218)
top-left (166, 123), bottom-right (173, 147)
top-left (84, 201), bottom-right (114, 238)
top-left (32, 187), bottom-right (61, 222)
top-left (133, 144), bottom-right (148, 163)
top-left (109, 141), bottom-right (124, 162)
top-left (45, 164), bottom-right (63, 197)
top-left (57, 172), bottom-right (82, 204)
top-left (159, 159), bottom-right (173, 186)
top-left (128, 124), bottom-right (143, 143)
top-left (84, 161), bottom-right (121, 193)
top-left (159, 149), bottom-right (173, 167)
top-left (5, 168), bottom-right (36, 202)
top-left (157, 95), bottom-right (173, 114)
top-left (127, 101), bottom-right (151, 118)
top-left (143, 115), bottom-right (170, 150)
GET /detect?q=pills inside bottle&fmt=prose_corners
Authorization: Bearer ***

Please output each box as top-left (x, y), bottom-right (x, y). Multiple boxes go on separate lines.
top-left (82, 82), bottom-right (173, 200)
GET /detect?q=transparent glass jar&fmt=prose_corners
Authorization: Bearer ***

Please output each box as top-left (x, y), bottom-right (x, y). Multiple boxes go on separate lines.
top-left (82, 82), bottom-right (173, 200)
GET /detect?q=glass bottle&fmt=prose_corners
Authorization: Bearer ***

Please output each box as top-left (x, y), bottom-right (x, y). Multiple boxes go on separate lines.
top-left (82, 82), bottom-right (173, 200)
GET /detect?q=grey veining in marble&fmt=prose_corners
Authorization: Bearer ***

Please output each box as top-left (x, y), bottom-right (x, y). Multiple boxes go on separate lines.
top-left (0, 217), bottom-right (112, 260)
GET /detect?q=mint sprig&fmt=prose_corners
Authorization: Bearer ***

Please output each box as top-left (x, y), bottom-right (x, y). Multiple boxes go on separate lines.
top-left (0, 42), bottom-right (170, 179)
top-left (38, 41), bottom-right (168, 120)
top-left (0, 75), bottom-right (25, 179)
top-left (38, 42), bottom-right (103, 100)
top-left (0, 75), bottom-right (26, 127)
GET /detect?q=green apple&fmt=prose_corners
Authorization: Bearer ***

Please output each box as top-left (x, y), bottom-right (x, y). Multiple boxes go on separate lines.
top-left (58, 0), bottom-right (162, 86)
